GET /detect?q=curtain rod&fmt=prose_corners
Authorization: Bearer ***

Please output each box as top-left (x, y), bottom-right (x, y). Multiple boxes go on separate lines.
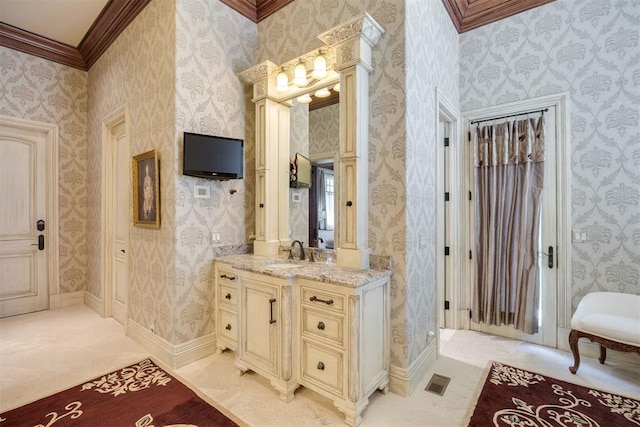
top-left (470, 108), bottom-right (548, 125)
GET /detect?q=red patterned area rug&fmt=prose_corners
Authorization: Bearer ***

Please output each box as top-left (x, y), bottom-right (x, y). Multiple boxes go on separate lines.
top-left (0, 358), bottom-right (244, 426)
top-left (467, 361), bottom-right (640, 426)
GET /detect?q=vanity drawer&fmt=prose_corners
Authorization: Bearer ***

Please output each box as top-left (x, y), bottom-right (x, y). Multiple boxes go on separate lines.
top-left (217, 307), bottom-right (237, 346)
top-left (301, 287), bottom-right (345, 314)
top-left (217, 266), bottom-right (238, 285)
top-left (302, 306), bottom-right (344, 347)
top-left (218, 282), bottom-right (237, 309)
top-left (301, 339), bottom-right (344, 397)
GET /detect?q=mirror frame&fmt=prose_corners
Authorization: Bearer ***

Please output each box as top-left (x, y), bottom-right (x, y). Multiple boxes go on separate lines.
top-left (240, 13), bottom-right (384, 269)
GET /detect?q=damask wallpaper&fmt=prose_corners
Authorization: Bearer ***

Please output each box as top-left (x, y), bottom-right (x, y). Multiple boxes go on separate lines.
top-left (87, 0), bottom-right (176, 339)
top-left (0, 47), bottom-right (88, 296)
top-left (258, 0), bottom-right (459, 371)
top-left (459, 0), bottom-right (639, 307)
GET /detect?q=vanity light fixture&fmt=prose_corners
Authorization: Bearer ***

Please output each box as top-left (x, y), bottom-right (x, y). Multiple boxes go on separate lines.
top-left (315, 87), bottom-right (331, 98)
top-left (276, 67), bottom-right (289, 92)
top-left (296, 94), bottom-right (312, 104)
top-left (312, 50), bottom-right (327, 79)
top-left (293, 60), bottom-right (308, 87)
top-left (333, 83), bottom-right (340, 92)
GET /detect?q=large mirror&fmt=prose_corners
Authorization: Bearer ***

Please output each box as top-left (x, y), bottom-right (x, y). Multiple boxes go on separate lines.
top-left (289, 92), bottom-right (339, 249)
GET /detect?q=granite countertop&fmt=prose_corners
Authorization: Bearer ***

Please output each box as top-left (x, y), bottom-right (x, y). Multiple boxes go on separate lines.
top-left (213, 254), bottom-right (391, 288)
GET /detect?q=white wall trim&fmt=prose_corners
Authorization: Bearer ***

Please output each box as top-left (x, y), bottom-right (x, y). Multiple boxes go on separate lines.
top-left (127, 319), bottom-right (217, 369)
top-left (461, 92), bottom-right (572, 345)
top-left (84, 291), bottom-right (104, 316)
top-left (52, 291), bottom-right (84, 308)
top-left (388, 341), bottom-right (436, 396)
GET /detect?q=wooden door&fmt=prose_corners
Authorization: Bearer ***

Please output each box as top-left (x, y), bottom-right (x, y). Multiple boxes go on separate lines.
top-left (111, 122), bottom-right (128, 324)
top-left (0, 121), bottom-right (48, 317)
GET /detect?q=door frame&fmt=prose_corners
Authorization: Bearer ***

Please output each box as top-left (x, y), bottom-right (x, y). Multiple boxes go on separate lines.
top-left (460, 92), bottom-right (572, 346)
top-left (101, 105), bottom-right (130, 324)
top-left (0, 115), bottom-right (60, 309)
top-left (435, 89), bottom-right (462, 331)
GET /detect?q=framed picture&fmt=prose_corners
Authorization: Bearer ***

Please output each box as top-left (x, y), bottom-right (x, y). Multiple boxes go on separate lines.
top-left (133, 150), bottom-right (160, 228)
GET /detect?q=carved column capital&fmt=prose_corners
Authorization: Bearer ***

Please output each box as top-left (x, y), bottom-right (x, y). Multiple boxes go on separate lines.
top-left (317, 13), bottom-right (384, 71)
top-left (238, 61), bottom-right (278, 102)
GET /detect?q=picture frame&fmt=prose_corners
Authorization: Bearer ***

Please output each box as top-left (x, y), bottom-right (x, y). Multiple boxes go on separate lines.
top-left (132, 149), bottom-right (160, 228)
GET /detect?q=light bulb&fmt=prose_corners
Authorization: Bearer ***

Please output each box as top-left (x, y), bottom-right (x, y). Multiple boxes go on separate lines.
top-left (312, 53), bottom-right (327, 79)
top-left (276, 69), bottom-right (289, 92)
top-left (296, 94), bottom-right (312, 104)
top-left (315, 87), bottom-right (331, 98)
top-left (333, 83), bottom-right (340, 92)
top-left (293, 61), bottom-right (308, 87)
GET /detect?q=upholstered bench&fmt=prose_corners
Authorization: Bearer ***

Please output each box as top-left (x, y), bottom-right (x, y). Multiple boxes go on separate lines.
top-left (569, 292), bottom-right (640, 374)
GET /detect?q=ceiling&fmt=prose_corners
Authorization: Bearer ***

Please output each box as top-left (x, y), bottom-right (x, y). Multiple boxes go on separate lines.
top-left (0, 0), bottom-right (554, 71)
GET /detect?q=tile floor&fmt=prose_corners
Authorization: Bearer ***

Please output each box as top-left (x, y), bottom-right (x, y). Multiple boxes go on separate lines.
top-left (1, 305), bottom-right (638, 426)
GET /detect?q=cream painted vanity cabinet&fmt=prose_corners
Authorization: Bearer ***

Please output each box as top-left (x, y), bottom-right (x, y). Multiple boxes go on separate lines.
top-left (234, 270), bottom-right (298, 402)
top-left (214, 263), bottom-right (238, 353)
top-left (297, 277), bottom-right (390, 426)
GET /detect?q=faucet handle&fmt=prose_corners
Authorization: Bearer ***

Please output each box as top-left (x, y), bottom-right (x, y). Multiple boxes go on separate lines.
top-left (309, 250), bottom-right (315, 263)
top-left (283, 248), bottom-right (293, 260)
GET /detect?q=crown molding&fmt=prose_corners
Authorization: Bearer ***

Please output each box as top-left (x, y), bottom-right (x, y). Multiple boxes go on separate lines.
top-left (0, 22), bottom-right (86, 70)
top-left (441, 0), bottom-right (555, 33)
top-left (221, 0), bottom-right (294, 23)
top-left (0, 0), bottom-right (150, 71)
top-left (79, 0), bottom-right (152, 69)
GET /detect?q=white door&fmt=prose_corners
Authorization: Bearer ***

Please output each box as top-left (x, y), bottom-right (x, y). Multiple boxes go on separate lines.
top-left (111, 122), bottom-right (128, 324)
top-left (469, 109), bottom-right (558, 347)
top-left (0, 123), bottom-right (48, 317)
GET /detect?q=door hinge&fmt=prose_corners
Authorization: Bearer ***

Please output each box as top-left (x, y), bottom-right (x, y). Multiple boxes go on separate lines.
top-left (469, 250), bottom-right (472, 260)
top-left (467, 131), bottom-right (471, 141)
top-left (444, 246), bottom-right (450, 256)
top-left (444, 192), bottom-right (450, 201)
top-left (469, 191), bottom-right (472, 201)
top-left (469, 310), bottom-right (473, 319)
top-left (444, 301), bottom-right (450, 310)
top-left (444, 137), bottom-right (450, 147)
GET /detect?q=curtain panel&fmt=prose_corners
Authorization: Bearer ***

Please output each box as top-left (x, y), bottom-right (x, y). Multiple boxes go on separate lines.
top-left (473, 116), bottom-right (545, 335)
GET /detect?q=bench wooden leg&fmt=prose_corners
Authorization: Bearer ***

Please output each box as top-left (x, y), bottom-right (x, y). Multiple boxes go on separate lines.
top-left (569, 329), bottom-right (581, 374)
top-left (599, 345), bottom-right (607, 364)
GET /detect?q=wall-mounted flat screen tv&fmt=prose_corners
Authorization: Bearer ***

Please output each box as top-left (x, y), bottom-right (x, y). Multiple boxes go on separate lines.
top-left (183, 132), bottom-right (244, 180)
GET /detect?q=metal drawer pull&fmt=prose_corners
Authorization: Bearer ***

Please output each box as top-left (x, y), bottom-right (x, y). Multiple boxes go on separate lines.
top-left (269, 298), bottom-right (277, 324)
top-left (225, 324), bottom-right (232, 331)
top-left (225, 293), bottom-right (231, 300)
top-left (317, 321), bottom-right (325, 330)
top-left (220, 274), bottom-right (236, 281)
top-left (310, 296), bottom-right (333, 305)
top-left (317, 361), bottom-right (325, 371)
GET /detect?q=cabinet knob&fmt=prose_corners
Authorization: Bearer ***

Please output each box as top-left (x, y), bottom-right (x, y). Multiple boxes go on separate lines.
top-left (225, 293), bottom-right (231, 300)
top-left (346, 200), bottom-right (353, 207)
top-left (317, 361), bottom-right (325, 371)
top-left (317, 321), bottom-right (325, 330)
top-left (225, 324), bottom-right (232, 331)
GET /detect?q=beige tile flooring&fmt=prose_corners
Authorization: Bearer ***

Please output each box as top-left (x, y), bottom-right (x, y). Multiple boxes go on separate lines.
top-left (1, 305), bottom-right (639, 426)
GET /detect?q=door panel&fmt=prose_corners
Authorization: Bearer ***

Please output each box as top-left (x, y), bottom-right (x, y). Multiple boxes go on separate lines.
top-left (0, 127), bottom-right (48, 317)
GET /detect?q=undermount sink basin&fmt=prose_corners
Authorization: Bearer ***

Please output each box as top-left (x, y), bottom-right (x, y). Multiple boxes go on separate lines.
top-left (265, 262), bottom-right (303, 269)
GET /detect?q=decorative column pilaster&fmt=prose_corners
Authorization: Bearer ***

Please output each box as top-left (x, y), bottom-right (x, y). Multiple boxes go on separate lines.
top-left (239, 61), bottom-right (290, 257)
top-left (318, 13), bottom-right (384, 269)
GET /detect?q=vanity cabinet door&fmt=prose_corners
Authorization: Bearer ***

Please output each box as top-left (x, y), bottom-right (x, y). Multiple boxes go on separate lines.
top-left (240, 277), bottom-right (279, 376)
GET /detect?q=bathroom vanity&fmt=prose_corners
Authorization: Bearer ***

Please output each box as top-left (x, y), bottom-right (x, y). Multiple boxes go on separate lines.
top-left (214, 255), bottom-right (391, 427)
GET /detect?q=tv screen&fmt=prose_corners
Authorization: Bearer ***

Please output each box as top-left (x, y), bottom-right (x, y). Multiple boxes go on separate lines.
top-left (183, 132), bottom-right (244, 180)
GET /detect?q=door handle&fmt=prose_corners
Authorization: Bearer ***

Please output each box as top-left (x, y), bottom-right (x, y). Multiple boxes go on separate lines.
top-left (541, 246), bottom-right (554, 268)
top-left (31, 235), bottom-right (45, 250)
top-left (121, 249), bottom-right (125, 253)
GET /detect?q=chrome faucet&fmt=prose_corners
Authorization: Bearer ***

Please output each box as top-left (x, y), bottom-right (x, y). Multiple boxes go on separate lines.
top-left (291, 240), bottom-right (305, 261)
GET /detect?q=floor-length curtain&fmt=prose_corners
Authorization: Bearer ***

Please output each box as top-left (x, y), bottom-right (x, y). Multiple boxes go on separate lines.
top-left (472, 115), bottom-right (545, 335)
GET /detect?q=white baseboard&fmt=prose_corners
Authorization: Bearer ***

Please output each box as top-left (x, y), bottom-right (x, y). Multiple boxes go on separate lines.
top-left (558, 327), bottom-right (640, 366)
top-left (388, 340), bottom-right (437, 396)
top-left (84, 291), bottom-right (104, 316)
top-left (127, 319), bottom-right (217, 369)
top-left (52, 291), bottom-right (84, 308)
